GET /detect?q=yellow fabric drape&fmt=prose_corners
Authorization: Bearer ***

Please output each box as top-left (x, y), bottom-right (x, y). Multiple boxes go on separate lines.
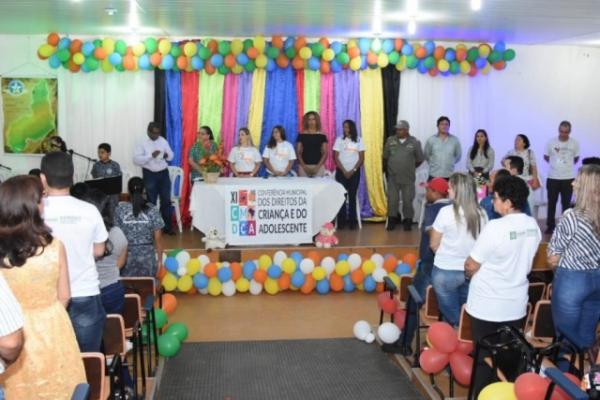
top-left (247, 69), bottom-right (266, 146)
top-left (197, 70), bottom-right (225, 143)
top-left (359, 69), bottom-right (387, 217)
top-left (303, 70), bottom-right (320, 113)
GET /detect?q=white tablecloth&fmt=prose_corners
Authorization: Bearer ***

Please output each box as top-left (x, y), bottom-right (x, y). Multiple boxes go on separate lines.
top-left (190, 177), bottom-right (346, 245)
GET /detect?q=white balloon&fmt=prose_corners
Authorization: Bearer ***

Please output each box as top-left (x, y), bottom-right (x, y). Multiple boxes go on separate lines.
top-left (372, 267), bottom-right (388, 283)
top-left (162, 253), bottom-right (167, 262)
top-left (273, 250), bottom-right (287, 266)
top-left (175, 251), bottom-right (191, 268)
top-left (377, 322), bottom-right (401, 344)
top-left (197, 254), bottom-right (210, 268)
top-left (348, 253), bottom-right (362, 270)
top-left (370, 253), bottom-right (384, 269)
top-left (299, 258), bottom-right (315, 274)
top-left (249, 279), bottom-right (263, 295)
top-left (353, 320), bottom-right (372, 341)
top-left (321, 256), bottom-right (336, 275)
top-left (198, 288), bottom-right (209, 295)
top-left (222, 280), bottom-right (236, 297)
top-left (365, 333), bottom-right (375, 343)
top-left (177, 267), bottom-right (187, 277)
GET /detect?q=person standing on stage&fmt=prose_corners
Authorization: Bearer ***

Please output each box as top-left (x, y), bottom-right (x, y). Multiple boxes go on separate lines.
top-left (383, 120), bottom-right (424, 231)
top-left (133, 122), bottom-right (175, 236)
top-left (296, 111), bottom-right (328, 177)
top-left (424, 116), bottom-right (462, 181)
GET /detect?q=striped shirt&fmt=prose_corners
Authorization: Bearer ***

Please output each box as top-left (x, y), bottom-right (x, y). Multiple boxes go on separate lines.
top-left (548, 209), bottom-right (600, 271)
top-left (0, 273), bottom-right (24, 374)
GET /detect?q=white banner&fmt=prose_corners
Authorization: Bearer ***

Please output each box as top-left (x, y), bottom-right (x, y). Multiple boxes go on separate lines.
top-left (225, 186), bottom-right (313, 245)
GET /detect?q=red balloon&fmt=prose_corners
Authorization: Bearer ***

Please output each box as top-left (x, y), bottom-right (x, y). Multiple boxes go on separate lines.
top-left (382, 298), bottom-right (398, 314)
top-left (419, 348), bottom-right (449, 374)
top-left (449, 351), bottom-right (473, 386)
top-left (514, 372), bottom-right (549, 400)
top-left (547, 372), bottom-right (581, 400)
top-left (393, 309), bottom-right (406, 330)
top-left (456, 340), bottom-right (474, 355)
top-left (427, 322), bottom-right (458, 353)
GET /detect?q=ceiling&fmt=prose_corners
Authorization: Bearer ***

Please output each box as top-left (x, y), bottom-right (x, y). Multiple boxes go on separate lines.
top-left (1, 0), bottom-right (600, 46)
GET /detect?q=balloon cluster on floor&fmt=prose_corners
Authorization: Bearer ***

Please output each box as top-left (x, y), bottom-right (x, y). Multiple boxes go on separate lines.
top-left (146, 293), bottom-right (189, 358)
top-left (478, 370), bottom-right (582, 400)
top-left (159, 249), bottom-right (418, 296)
top-left (38, 33), bottom-right (515, 77)
top-left (353, 320), bottom-right (404, 345)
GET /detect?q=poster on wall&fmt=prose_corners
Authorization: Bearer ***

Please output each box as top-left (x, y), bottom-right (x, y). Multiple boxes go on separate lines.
top-left (225, 186), bottom-right (313, 245)
top-left (2, 77), bottom-right (58, 154)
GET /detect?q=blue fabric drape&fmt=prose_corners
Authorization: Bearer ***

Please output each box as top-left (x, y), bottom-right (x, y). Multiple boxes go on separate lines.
top-left (165, 70), bottom-right (183, 166)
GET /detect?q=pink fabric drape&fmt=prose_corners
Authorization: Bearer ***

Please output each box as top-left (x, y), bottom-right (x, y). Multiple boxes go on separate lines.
top-left (320, 72), bottom-right (336, 171)
top-left (221, 74), bottom-right (240, 175)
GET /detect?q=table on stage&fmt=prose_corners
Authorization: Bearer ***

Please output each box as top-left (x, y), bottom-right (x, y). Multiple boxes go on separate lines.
top-left (189, 177), bottom-right (346, 246)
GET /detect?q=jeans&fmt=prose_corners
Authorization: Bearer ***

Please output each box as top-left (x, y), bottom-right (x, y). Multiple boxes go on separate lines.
top-left (546, 178), bottom-right (573, 228)
top-left (431, 266), bottom-right (469, 327)
top-left (400, 261), bottom-right (433, 348)
top-left (68, 295), bottom-right (106, 352)
top-left (142, 168), bottom-right (172, 232)
top-left (552, 267), bottom-right (600, 348)
top-left (335, 169), bottom-right (360, 223)
top-left (100, 281), bottom-right (125, 315)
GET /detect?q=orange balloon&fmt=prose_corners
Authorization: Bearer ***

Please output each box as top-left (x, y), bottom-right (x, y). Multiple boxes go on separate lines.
top-left (433, 46), bottom-right (445, 60)
top-left (278, 273), bottom-right (291, 290)
top-left (123, 55), bottom-right (135, 70)
top-left (246, 47), bottom-right (259, 59)
top-left (176, 55), bottom-right (188, 69)
top-left (366, 52), bottom-right (378, 65)
top-left (383, 256), bottom-right (398, 273)
top-left (294, 36), bottom-right (307, 51)
top-left (204, 61), bottom-right (216, 75)
top-left (415, 47), bottom-right (427, 59)
top-left (276, 54), bottom-right (289, 68)
top-left (187, 287), bottom-right (197, 295)
top-left (126, 46), bottom-right (133, 56)
top-left (150, 52), bottom-right (162, 66)
top-left (271, 36), bottom-right (284, 49)
top-left (291, 56), bottom-right (304, 70)
top-left (204, 262), bottom-right (217, 278)
top-left (347, 47), bottom-right (360, 59)
top-left (68, 60), bottom-right (80, 73)
top-left (94, 47), bottom-right (107, 60)
top-left (224, 54), bottom-right (236, 68)
top-left (320, 61), bottom-right (330, 74)
top-left (318, 37), bottom-right (330, 48)
top-left (394, 38), bottom-right (404, 51)
top-left (351, 269), bottom-right (365, 284)
top-left (307, 250), bottom-right (321, 265)
top-left (402, 253), bottom-right (418, 269)
top-left (455, 48), bottom-right (467, 62)
top-left (230, 262), bottom-right (242, 281)
top-left (161, 293), bottom-right (178, 314)
top-left (47, 32), bottom-right (60, 46)
top-left (207, 39), bottom-right (218, 54)
top-left (253, 269), bottom-right (267, 284)
top-left (376, 282), bottom-right (384, 292)
top-left (70, 39), bottom-right (83, 54)
top-left (157, 266), bottom-right (167, 279)
top-left (300, 274), bottom-right (315, 294)
top-left (428, 67), bottom-right (439, 77)
top-left (330, 274), bottom-right (344, 292)
top-left (493, 60), bottom-right (506, 70)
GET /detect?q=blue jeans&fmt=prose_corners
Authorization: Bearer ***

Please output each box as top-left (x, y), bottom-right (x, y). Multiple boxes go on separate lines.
top-left (400, 261), bottom-right (433, 348)
top-left (142, 168), bottom-right (172, 232)
top-left (100, 281), bottom-right (125, 315)
top-left (432, 266), bottom-right (469, 327)
top-left (68, 295), bottom-right (106, 352)
top-left (552, 267), bottom-right (600, 348)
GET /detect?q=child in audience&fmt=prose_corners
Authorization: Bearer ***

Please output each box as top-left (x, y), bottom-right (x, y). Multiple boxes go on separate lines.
top-left (91, 143), bottom-right (122, 179)
top-left (480, 169), bottom-right (511, 220)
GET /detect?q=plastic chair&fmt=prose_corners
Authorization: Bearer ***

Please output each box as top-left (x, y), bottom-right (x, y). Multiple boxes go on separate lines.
top-left (81, 352), bottom-right (109, 400)
top-left (532, 172), bottom-right (547, 220)
top-left (167, 166), bottom-right (183, 233)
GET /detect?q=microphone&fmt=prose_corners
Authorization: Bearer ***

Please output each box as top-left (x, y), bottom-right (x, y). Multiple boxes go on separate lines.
top-left (0, 163), bottom-right (11, 171)
top-left (68, 149), bottom-right (97, 162)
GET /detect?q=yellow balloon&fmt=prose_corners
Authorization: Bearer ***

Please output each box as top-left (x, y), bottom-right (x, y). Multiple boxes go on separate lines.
top-left (347, 39), bottom-right (357, 49)
top-left (478, 382), bottom-right (516, 400)
top-left (162, 273), bottom-right (177, 292)
top-left (72, 53), bottom-right (85, 65)
top-left (362, 260), bottom-right (375, 274)
top-left (438, 59), bottom-right (450, 72)
top-left (101, 59), bottom-right (114, 73)
top-left (481, 61), bottom-right (491, 75)
top-left (322, 48), bottom-right (335, 61)
top-left (231, 64), bottom-right (244, 74)
top-left (183, 41), bottom-right (197, 57)
top-left (231, 39), bottom-right (244, 55)
top-left (132, 43), bottom-right (146, 57)
top-left (254, 35), bottom-right (266, 52)
top-left (177, 275), bottom-right (193, 292)
top-left (187, 259), bottom-right (201, 275)
top-left (258, 255), bottom-right (272, 270)
top-left (335, 261), bottom-right (350, 276)
top-left (396, 55), bottom-right (407, 71)
top-left (299, 47), bottom-right (312, 60)
top-left (38, 44), bottom-right (56, 58)
top-left (478, 43), bottom-right (491, 58)
top-left (349, 57), bottom-right (361, 71)
top-left (388, 272), bottom-right (400, 287)
top-left (264, 278), bottom-right (279, 295)
top-left (357, 283), bottom-right (364, 291)
top-left (456, 43), bottom-right (467, 50)
top-left (377, 53), bottom-right (389, 68)
top-left (207, 277), bottom-right (222, 296)
top-left (282, 258), bottom-right (296, 274)
top-left (235, 277), bottom-right (250, 292)
top-left (255, 54), bottom-right (268, 68)
top-left (460, 60), bottom-right (471, 74)
top-left (102, 38), bottom-right (115, 54)
top-left (158, 39), bottom-right (171, 55)
top-left (312, 266), bottom-right (326, 281)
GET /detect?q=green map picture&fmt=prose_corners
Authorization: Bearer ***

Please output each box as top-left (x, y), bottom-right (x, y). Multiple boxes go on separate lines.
top-left (2, 78), bottom-right (58, 154)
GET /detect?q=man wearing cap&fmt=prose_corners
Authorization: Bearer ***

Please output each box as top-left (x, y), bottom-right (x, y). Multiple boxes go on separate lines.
top-left (424, 116), bottom-right (462, 180)
top-left (383, 120), bottom-right (424, 231)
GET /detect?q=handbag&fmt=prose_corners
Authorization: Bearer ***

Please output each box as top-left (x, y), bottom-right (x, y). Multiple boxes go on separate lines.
top-left (528, 149), bottom-right (541, 190)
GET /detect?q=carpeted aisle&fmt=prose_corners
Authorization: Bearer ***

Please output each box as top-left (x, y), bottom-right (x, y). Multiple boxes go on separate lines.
top-left (158, 338), bottom-right (423, 400)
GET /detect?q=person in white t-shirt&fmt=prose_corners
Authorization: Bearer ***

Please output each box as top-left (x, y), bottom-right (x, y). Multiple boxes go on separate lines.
top-left (544, 120), bottom-right (580, 234)
top-left (228, 128), bottom-right (262, 177)
top-left (430, 172), bottom-right (487, 327)
top-left (464, 175), bottom-right (542, 397)
top-left (333, 119), bottom-right (365, 230)
top-left (262, 125), bottom-right (297, 176)
top-left (40, 152), bottom-right (108, 352)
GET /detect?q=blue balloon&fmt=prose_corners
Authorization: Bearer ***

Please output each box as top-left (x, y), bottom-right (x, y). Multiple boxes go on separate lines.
top-left (475, 57), bottom-right (487, 69)
top-left (193, 273), bottom-right (209, 289)
top-left (417, 60), bottom-right (428, 74)
top-left (242, 260), bottom-right (257, 280)
top-left (58, 37), bottom-right (71, 50)
top-left (48, 55), bottom-right (61, 69)
top-left (401, 43), bottom-right (413, 56)
top-left (217, 267), bottom-right (232, 282)
top-left (493, 41), bottom-right (506, 53)
top-left (291, 270), bottom-right (305, 288)
top-left (343, 275), bottom-right (355, 292)
top-left (358, 38), bottom-right (371, 54)
top-left (364, 276), bottom-right (377, 292)
top-left (283, 37), bottom-right (295, 50)
top-left (330, 41), bottom-right (343, 55)
top-left (210, 54), bottom-right (223, 67)
top-left (424, 40), bottom-right (435, 55)
top-left (316, 279), bottom-right (330, 294)
top-left (164, 257), bottom-right (178, 273)
top-left (360, 55), bottom-right (368, 70)
top-left (445, 48), bottom-right (456, 62)
top-left (382, 39), bottom-right (394, 54)
top-left (290, 251), bottom-right (303, 266)
top-left (266, 59), bottom-right (276, 72)
top-left (395, 263), bottom-right (412, 275)
top-left (108, 52), bottom-right (122, 66)
top-left (440, 70), bottom-right (451, 77)
top-left (267, 265), bottom-right (282, 279)
top-left (236, 53), bottom-right (249, 65)
top-left (138, 54), bottom-right (151, 70)
top-left (330, 59), bottom-right (342, 73)
top-left (308, 57), bottom-right (320, 71)
top-left (82, 41), bottom-right (95, 57)
top-left (191, 56), bottom-right (204, 70)
top-left (337, 253), bottom-right (348, 261)
top-left (161, 54), bottom-right (174, 70)
top-left (81, 63), bottom-right (90, 73)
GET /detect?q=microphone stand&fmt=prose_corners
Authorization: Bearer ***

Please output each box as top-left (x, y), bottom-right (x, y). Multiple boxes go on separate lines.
top-left (0, 163), bottom-right (11, 171)
top-left (68, 150), bottom-right (96, 180)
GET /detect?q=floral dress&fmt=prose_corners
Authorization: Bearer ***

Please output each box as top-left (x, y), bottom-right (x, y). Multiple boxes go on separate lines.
top-left (189, 141), bottom-right (218, 180)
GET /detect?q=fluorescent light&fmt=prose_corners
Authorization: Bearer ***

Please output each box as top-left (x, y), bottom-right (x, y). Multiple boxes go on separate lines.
top-left (471, 0), bottom-right (482, 11)
top-left (407, 0), bottom-right (418, 16)
top-left (129, 0), bottom-right (140, 30)
top-left (373, 0), bottom-right (382, 35)
top-left (408, 19), bottom-right (417, 35)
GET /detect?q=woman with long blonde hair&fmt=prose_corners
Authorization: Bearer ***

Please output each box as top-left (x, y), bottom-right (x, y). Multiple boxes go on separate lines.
top-left (429, 173), bottom-right (488, 327)
top-left (548, 164), bottom-right (600, 349)
top-left (227, 128), bottom-right (262, 177)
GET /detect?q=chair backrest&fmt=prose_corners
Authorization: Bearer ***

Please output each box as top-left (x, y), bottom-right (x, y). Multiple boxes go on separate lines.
top-left (528, 282), bottom-right (546, 308)
top-left (71, 383), bottom-right (91, 400)
top-left (103, 314), bottom-right (127, 357)
top-left (81, 352), bottom-right (106, 400)
top-left (458, 305), bottom-right (473, 343)
top-left (123, 293), bottom-right (143, 330)
top-left (399, 275), bottom-right (413, 303)
top-left (424, 285), bottom-right (440, 319)
top-left (167, 166), bottom-right (183, 199)
top-left (120, 277), bottom-right (156, 305)
top-left (545, 283), bottom-right (553, 300)
top-left (531, 300), bottom-right (555, 339)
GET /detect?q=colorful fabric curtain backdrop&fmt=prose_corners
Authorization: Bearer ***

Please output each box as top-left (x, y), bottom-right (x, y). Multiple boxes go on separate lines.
top-left (163, 68), bottom-right (399, 224)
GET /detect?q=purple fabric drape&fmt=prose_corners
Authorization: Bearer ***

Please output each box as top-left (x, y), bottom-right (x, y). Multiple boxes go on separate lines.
top-left (334, 69), bottom-right (374, 218)
top-left (234, 72), bottom-right (253, 145)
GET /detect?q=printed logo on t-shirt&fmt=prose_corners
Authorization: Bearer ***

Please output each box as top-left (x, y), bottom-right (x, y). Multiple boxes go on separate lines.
top-left (59, 215), bottom-right (82, 224)
top-left (509, 228), bottom-right (538, 240)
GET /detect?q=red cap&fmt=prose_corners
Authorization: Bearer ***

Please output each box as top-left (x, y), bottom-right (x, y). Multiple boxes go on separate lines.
top-left (427, 178), bottom-right (449, 196)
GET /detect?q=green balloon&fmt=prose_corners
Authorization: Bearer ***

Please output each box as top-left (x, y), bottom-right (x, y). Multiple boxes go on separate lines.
top-left (388, 51), bottom-right (400, 65)
top-left (165, 322), bottom-right (189, 342)
top-left (170, 45), bottom-right (182, 57)
top-left (57, 48), bottom-right (70, 62)
top-left (167, 248), bottom-right (183, 257)
top-left (115, 64), bottom-right (125, 72)
top-left (218, 40), bottom-right (231, 56)
top-left (285, 47), bottom-right (296, 59)
top-left (266, 46), bottom-right (279, 59)
top-left (198, 46), bottom-right (211, 60)
top-left (243, 39), bottom-right (253, 51)
top-left (145, 38), bottom-right (158, 53)
top-left (93, 39), bottom-right (102, 48)
top-left (423, 56), bottom-right (435, 69)
top-left (450, 61), bottom-right (460, 74)
top-left (488, 50), bottom-right (501, 63)
top-left (115, 40), bottom-right (127, 56)
top-left (406, 55), bottom-right (418, 69)
top-left (155, 308), bottom-right (168, 329)
top-left (84, 57), bottom-right (99, 71)
top-left (61, 60), bottom-right (69, 69)
top-left (336, 52), bottom-right (349, 65)
top-left (467, 47), bottom-right (479, 62)
top-left (157, 334), bottom-right (181, 357)
top-left (217, 65), bottom-right (230, 75)
top-left (311, 43), bottom-right (324, 57)
top-left (503, 49), bottom-right (516, 61)
top-left (244, 59), bottom-right (256, 72)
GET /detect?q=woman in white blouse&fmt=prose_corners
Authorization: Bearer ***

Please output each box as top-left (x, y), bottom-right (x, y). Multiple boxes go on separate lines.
top-left (466, 129), bottom-right (495, 179)
top-left (333, 120), bottom-right (365, 230)
top-left (228, 128), bottom-right (262, 177)
top-left (503, 134), bottom-right (539, 183)
top-left (262, 125), bottom-right (297, 176)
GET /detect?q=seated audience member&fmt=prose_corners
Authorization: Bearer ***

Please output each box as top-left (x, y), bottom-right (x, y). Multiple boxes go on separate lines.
top-left (582, 156), bottom-right (600, 166)
top-left (114, 177), bottom-right (164, 277)
top-left (464, 175), bottom-right (542, 397)
top-left (0, 175), bottom-right (87, 399)
top-left (228, 128), bottom-right (262, 177)
top-left (503, 156), bottom-right (534, 215)
top-left (296, 111), bottom-right (328, 177)
top-left (28, 168), bottom-right (41, 177)
top-left (480, 169), bottom-right (511, 220)
top-left (81, 189), bottom-right (128, 315)
top-left (430, 173), bottom-right (488, 327)
top-left (399, 178), bottom-right (450, 353)
top-left (189, 126), bottom-right (218, 181)
top-left (263, 125), bottom-right (296, 176)
top-left (40, 152), bottom-right (108, 353)
top-left (548, 165), bottom-right (600, 351)
top-left (466, 129), bottom-right (495, 180)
